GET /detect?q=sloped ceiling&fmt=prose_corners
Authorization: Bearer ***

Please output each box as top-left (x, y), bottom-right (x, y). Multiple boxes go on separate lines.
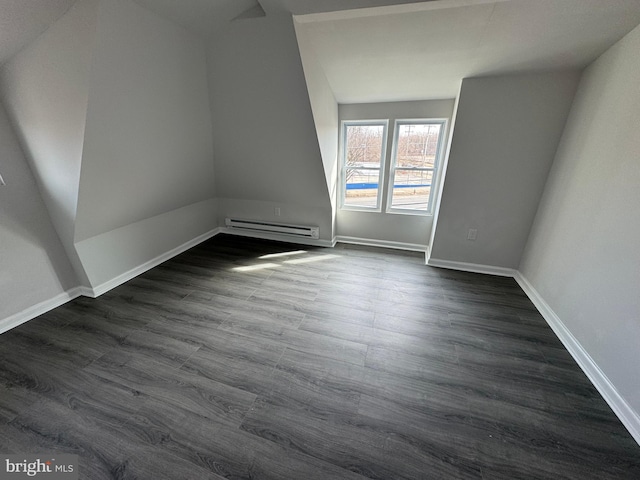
top-left (4, 0), bottom-right (640, 102)
top-left (265, 0), bottom-right (439, 15)
top-left (131, 0), bottom-right (439, 38)
top-left (295, 0), bottom-right (640, 103)
top-left (132, 0), bottom-right (263, 38)
top-left (0, 0), bottom-right (77, 65)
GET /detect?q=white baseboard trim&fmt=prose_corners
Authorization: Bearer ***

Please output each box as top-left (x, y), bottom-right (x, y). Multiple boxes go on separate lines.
top-left (77, 286), bottom-right (95, 297)
top-left (0, 287), bottom-right (83, 335)
top-left (220, 227), bottom-right (334, 248)
top-left (0, 228), bottom-right (223, 333)
top-left (86, 228), bottom-right (222, 298)
top-left (424, 245), bottom-right (431, 265)
top-left (427, 258), bottom-right (516, 277)
top-left (334, 235), bottom-right (427, 252)
top-left (514, 272), bottom-right (640, 446)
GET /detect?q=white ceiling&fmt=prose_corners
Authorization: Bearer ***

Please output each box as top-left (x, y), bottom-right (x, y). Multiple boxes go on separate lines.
top-left (296, 0), bottom-right (640, 103)
top-left (131, 0), bottom-right (438, 38)
top-left (0, 0), bottom-right (434, 66)
top-left (131, 0), bottom-right (261, 38)
top-left (0, 0), bottom-right (76, 65)
top-left (267, 0), bottom-right (439, 15)
top-left (2, 0), bottom-right (639, 103)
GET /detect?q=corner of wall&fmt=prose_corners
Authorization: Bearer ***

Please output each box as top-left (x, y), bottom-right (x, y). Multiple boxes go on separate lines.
top-left (75, 199), bottom-right (219, 292)
top-left (515, 271), bottom-right (640, 446)
top-left (428, 81), bottom-right (462, 253)
top-left (0, 288), bottom-right (82, 335)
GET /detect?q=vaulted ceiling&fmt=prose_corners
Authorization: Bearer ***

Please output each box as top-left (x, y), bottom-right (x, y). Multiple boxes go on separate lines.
top-left (0, 0), bottom-right (76, 65)
top-left (2, 0), bottom-right (640, 104)
top-left (0, 0), bottom-right (437, 64)
top-left (295, 0), bottom-right (640, 102)
top-left (129, 0), bottom-right (439, 38)
top-left (131, 0), bottom-right (264, 38)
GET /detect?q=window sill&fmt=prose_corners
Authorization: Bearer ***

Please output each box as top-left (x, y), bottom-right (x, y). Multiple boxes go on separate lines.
top-left (386, 209), bottom-right (432, 217)
top-left (339, 207), bottom-right (432, 217)
top-left (340, 206), bottom-right (383, 213)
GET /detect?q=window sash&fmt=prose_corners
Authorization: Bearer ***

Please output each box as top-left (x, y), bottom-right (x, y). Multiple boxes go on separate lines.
top-left (389, 168), bottom-right (434, 212)
top-left (340, 120), bottom-right (388, 211)
top-left (387, 120), bottom-right (446, 214)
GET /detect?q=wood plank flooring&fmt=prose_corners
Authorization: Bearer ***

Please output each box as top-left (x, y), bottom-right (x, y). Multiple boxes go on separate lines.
top-left (0, 234), bottom-right (638, 479)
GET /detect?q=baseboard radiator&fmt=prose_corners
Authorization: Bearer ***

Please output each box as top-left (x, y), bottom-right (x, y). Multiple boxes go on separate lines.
top-left (225, 218), bottom-right (319, 239)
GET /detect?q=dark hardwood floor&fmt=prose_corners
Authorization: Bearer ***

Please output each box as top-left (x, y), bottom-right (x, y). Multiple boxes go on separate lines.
top-left (0, 234), bottom-right (638, 479)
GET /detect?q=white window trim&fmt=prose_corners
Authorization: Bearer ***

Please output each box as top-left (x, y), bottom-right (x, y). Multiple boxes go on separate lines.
top-left (385, 118), bottom-right (448, 216)
top-left (339, 119), bottom-right (389, 213)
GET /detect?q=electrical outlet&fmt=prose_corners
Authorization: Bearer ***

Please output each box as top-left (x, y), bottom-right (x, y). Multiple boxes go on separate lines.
top-left (274, 207), bottom-right (281, 217)
top-left (467, 228), bottom-right (478, 241)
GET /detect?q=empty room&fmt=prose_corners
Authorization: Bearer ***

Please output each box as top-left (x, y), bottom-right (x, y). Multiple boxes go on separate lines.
top-left (0, 0), bottom-right (639, 478)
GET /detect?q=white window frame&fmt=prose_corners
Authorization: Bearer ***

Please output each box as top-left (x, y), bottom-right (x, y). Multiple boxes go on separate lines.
top-left (339, 120), bottom-right (389, 212)
top-left (386, 119), bottom-right (448, 216)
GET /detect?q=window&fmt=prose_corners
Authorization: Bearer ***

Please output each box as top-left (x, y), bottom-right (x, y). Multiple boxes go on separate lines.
top-left (387, 120), bottom-right (446, 214)
top-left (340, 121), bottom-right (388, 211)
top-left (340, 118), bottom-right (447, 215)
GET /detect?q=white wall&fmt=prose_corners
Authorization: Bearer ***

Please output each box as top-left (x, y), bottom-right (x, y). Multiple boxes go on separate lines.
top-left (519, 24), bottom-right (640, 418)
top-left (2, 0), bottom-right (217, 292)
top-left (0, 0), bottom-right (98, 285)
top-left (76, 0), bottom-right (215, 242)
top-left (294, 18), bottom-right (339, 208)
top-left (75, 199), bottom-right (217, 292)
top-left (429, 72), bottom-right (580, 269)
top-left (0, 103), bottom-right (78, 327)
top-left (72, 0), bottom-right (216, 289)
top-left (428, 86), bottom-right (461, 257)
top-left (216, 197), bottom-right (332, 246)
top-left (208, 13), bottom-right (332, 239)
top-left (337, 99), bottom-right (455, 247)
